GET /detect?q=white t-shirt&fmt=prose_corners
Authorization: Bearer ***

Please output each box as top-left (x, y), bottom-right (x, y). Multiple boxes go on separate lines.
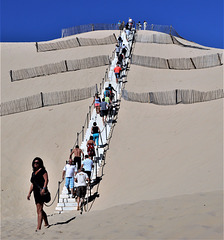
top-left (75, 172), bottom-right (88, 187)
top-left (63, 164), bottom-right (76, 178)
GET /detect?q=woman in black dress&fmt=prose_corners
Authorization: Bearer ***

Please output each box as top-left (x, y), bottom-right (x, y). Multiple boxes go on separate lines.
top-left (27, 157), bottom-right (49, 231)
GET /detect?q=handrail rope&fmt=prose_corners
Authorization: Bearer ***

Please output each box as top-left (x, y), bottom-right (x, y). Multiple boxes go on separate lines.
top-left (70, 57), bottom-right (114, 151)
top-left (44, 179), bottom-right (64, 207)
top-left (71, 64), bottom-right (107, 151)
top-left (71, 103), bottom-right (94, 150)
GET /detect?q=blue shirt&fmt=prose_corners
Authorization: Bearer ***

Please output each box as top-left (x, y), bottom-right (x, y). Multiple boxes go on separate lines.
top-left (82, 158), bottom-right (93, 171)
top-left (100, 101), bottom-right (108, 110)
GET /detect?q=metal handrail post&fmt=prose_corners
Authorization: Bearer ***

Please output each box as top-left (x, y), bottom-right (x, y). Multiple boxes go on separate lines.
top-left (95, 157), bottom-right (97, 179)
top-left (89, 106), bottom-right (91, 120)
top-left (105, 123), bottom-right (107, 140)
top-left (87, 113), bottom-right (89, 127)
top-left (82, 126), bottom-right (84, 141)
top-left (58, 181), bottom-right (60, 203)
top-left (99, 131), bottom-right (103, 146)
top-left (77, 132), bottom-right (79, 146)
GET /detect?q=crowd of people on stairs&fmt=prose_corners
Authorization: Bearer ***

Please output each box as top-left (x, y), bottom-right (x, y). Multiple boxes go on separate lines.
top-left (27, 18), bottom-right (134, 230)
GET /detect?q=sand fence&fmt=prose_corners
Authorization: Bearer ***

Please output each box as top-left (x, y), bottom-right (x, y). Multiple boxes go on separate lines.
top-left (10, 55), bottom-right (110, 81)
top-left (0, 86), bottom-right (96, 116)
top-left (62, 23), bottom-right (120, 37)
top-left (135, 33), bottom-right (209, 50)
top-left (61, 23), bottom-right (182, 38)
top-left (136, 33), bottom-right (173, 44)
top-left (36, 34), bottom-right (117, 52)
top-left (122, 89), bottom-right (224, 105)
top-left (131, 53), bottom-right (223, 70)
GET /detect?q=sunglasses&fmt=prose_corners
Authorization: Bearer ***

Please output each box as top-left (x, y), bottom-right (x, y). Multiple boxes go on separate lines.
top-left (34, 162), bottom-right (39, 164)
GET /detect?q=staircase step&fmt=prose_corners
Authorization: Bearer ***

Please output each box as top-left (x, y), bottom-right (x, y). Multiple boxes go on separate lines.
top-left (55, 206), bottom-right (63, 211)
top-left (57, 203), bottom-right (65, 207)
top-left (64, 202), bottom-right (77, 207)
top-left (63, 206), bottom-right (77, 211)
top-left (60, 194), bottom-right (69, 198)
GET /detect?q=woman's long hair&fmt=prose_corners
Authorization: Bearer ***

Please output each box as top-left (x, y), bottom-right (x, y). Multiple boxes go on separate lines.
top-left (32, 157), bottom-right (45, 172)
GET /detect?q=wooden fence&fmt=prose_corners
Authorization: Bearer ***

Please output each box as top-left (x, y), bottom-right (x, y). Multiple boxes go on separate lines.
top-left (131, 53), bottom-right (223, 70)
top-left (122, 89), bottom-right (224, 105)
top-left (0, 86), bottom-right (96, 116)
top-left (37, 34), bottom-right (117, 52)
top-left (10, 55), bottom-right (110, 81)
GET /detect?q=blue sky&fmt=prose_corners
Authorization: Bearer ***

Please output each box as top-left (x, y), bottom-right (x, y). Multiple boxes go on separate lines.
top-left (1, 0), bottom-right (223, 48)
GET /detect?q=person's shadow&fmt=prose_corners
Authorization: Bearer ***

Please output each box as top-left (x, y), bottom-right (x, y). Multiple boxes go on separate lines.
top-left (47, 216), bottom-right (76, 228)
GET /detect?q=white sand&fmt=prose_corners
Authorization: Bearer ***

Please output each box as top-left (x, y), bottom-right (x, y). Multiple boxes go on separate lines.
top-left (1, 191), bottom-right (223, 239)
top-left (134, 31), bottom-right (223, 58)
top-left (126, 65), bottom-right (223, 92)
top-left (92, 99), bottom-right (223, 210)
top-left (1, 30), bottom-right (223, 239)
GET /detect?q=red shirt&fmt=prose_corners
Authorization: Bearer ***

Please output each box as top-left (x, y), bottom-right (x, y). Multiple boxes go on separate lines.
top-left (114, 66), bottom-right (122, 73)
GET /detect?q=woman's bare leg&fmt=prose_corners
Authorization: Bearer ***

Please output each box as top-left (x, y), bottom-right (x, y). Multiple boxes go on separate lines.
top-left (42, 210), bottom-right (49, 227)
top-left (96, 106), bottom-right (100, 114)
top-left (36, 203), bottom-right (43, 230)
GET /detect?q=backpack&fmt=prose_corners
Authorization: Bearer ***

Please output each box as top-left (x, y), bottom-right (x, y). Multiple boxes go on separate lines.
top-left (104, 89), bottom-right (111, 98)
top-left (87, 143), bottom-right (95, 156)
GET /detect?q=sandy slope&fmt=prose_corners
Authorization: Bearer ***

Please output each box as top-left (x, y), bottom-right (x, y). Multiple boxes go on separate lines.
top-left (134, 30), bottom-right (223, 58)
top-left (92, 99), bottom-right (223, 211)
top-left (1, 30), bottom-right (119, 102)
top-left (1, 191), bottom-right (223, 239)
top-left (1, 99), bottom-right (92, 219)
top-left (1, 29), bottom-right (223, 239)
top-left (126, 65), bottom-right (223, 92)
top-left (128, 31), bottom-right (224, 92)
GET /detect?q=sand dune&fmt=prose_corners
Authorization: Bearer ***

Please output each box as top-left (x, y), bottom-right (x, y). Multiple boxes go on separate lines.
top-left (1, 191), bottom-right (223, 239)
top-left (92, 99), bottom-right (223, 211)
top-left (1, 29), bottom-right (223, 239)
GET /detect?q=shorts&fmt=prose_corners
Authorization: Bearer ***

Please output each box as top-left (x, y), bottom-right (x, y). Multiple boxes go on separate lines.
top-left (95, 103), bottom-right (100, 107)
top-left (65, 177), bottom-right (74, 189)
top-left (84, 171), bottom-right (91, 180)
top-left (74, 156), bottom-right (81, 170)
top-left (115, 73), bottom-right (120, 78)
top-left (100, 110), bottom-right (108, 117)
top-left (76, 186), bottom-right (86, 198)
